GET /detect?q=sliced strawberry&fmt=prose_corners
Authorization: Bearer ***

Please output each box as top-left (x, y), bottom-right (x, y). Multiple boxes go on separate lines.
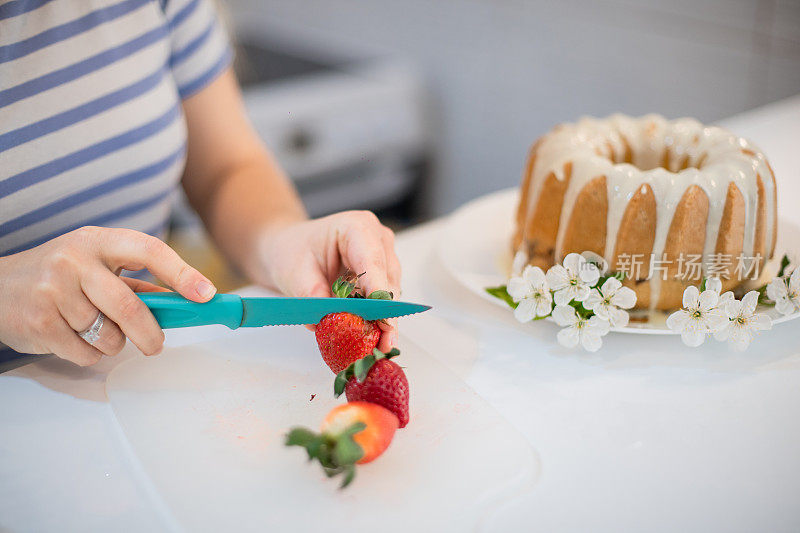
top-left (285, 402), bottom-right (398, 487)
top-left (334, 348), bottom-right (410, 428)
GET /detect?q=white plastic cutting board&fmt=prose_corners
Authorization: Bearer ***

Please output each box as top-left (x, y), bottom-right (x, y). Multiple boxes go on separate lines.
top-left (106, 327), bottom-right (539, 531)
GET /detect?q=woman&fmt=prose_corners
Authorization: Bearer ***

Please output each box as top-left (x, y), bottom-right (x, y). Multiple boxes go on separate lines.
top-left (0, 0), bottom-right (400, 366)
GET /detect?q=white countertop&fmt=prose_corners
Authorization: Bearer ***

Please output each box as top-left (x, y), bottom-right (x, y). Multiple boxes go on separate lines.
top-left (2, 95), bottom-right (799, 532)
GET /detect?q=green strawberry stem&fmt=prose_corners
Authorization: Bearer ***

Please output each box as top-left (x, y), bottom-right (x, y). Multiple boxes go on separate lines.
top-left (331, 272), bottom-right (361, 298)
top-left (285, 422), bottom-right (366, 488)
top-left (367, 290), bottom-right (393, 300)
top-left (331, 271), bottom-right (393, 300)
top-left (334, 348), bottom-right (400, 398)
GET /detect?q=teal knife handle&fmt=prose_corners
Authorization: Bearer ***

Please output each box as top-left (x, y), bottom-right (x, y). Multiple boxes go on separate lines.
top-left (137, 292), bottom-right (244, 329)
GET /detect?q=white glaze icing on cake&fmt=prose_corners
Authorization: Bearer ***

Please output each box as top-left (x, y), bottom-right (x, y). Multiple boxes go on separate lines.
top-left (516, 114), bottom-right (777, 309)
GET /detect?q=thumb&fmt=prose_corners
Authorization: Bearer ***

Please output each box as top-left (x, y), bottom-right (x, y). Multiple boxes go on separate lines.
top-left (289, 261), bottom-right (330, 298)
top-left (300, 278), bottom-right (328, 332)
top-left (281, 255), bottom-right (330, 331)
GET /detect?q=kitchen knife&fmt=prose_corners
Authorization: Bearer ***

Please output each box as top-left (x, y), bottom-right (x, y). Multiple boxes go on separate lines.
top-left (137, 292), bottom-right (430, 329)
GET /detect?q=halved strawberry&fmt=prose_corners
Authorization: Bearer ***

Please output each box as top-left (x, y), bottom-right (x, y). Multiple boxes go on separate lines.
top-left (285, 402), bottom-right (399, 487)
top-left (334, 348), bottom-right (409, 428)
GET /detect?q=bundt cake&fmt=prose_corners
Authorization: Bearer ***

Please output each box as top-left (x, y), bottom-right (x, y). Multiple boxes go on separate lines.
top-left (512, 114), bottom-right (777, 311)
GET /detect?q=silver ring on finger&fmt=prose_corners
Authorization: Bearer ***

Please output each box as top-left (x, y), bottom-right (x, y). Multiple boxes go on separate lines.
top-left (78, 311), bottom-right (104, 345)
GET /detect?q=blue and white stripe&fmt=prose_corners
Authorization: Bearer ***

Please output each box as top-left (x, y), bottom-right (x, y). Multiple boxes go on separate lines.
top-left (0, 0), bottom-right (232, 259)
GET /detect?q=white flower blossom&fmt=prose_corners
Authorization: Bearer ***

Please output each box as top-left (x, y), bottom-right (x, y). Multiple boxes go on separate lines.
top-left (545, 253), bottom-right (601, 306)
top-left (766, 267), bottom-right (800, 316)
top-left (666, 285), bottom-right (729, 347)
top-left (511, 250), bottom-right (529, 277)
top-left (583, 276), bottom-right (637, 327)
top-left (581, 251), bottom-right (608, 275)
top-left (713, 290), bottom-right (772, 351)
top-left (507, 265), bottom-right (553, 322)
top-left (704, 277), bottom-right (736, 310)
top-left (552, 305), bottom-right (610, 352)
top-left (705, 277), bottom-right (722, 294)
top-left (717, 290), bottom-right (735, 308)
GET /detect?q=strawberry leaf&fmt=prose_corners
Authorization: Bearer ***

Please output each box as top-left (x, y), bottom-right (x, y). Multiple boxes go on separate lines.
top-left (379, 347), bottom-right (400, 358)
top-left (333, 348), bottom-right (401, 397)
top-left (332, 276), bottom-right (357, 298)
top-left (285, 422), bottom-right (366, 488)
top-left (340, 465), bottom-right (357, 488)
top-left (333, 372), bottom-right (350, 397)
top-left (285, 427), bottom-right (318, 449)
top-left (367, 290), bottom-right (393, 300)
top-left (332, 271), bottom-right (379, 298)
top-left (354, 357), bottom-right (372, 382)
top-left (332, 422), bottom-right (366, 466)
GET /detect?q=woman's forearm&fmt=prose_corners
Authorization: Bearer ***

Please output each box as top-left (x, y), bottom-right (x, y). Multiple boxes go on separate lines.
top-left (189, 148), bottom-right (307, 288)
top-left (178, 69), bottom-right (308, 288)
top-left (179, 70), bottom-right (400, 348)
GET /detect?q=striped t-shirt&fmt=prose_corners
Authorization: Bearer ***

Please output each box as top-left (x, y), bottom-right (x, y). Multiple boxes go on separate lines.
top-left (0, 0), bottom-right (232, 258)
top-left (0, 0), bottom-right (232, 367)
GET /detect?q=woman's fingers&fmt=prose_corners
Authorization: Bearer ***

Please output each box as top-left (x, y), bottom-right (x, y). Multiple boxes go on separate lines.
top-left (96, 229), bottom-right (216, 302)
top-left (376, 321), bottom-right (397, 351)
top-left (46, 318), bottom-right (105, 367)
top-left (86, 316), bottom-right (126, 357)
top-left (54, 286), bottom-right (126, 357)
top-left (81, 268), bottom-right (165, 356)
top-left (332, 211), bottom-right (401, 352)
top-left (0, 226), bottom-right (218, 366)
top-left (279, 253), bottom-right (331, 332)
top-left (376, 231), bottom-right (399, 350)
top-left (380, 226), bottom-right (402, 297)
top-left (377, 222), bottom-right (400, 349)
top-left (336, 213), bottom-right (400, 349)
top-left (339, 212), bottom-right (390, 297)
top-left (255, 213), bottom-right (402, 347)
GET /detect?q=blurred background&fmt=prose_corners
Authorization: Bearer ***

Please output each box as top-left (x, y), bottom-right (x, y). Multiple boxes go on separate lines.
top-left (171, 0), bottom-right (800, 289)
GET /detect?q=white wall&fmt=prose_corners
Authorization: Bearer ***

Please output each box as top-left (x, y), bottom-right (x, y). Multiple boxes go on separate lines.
top-left (225, 0), bottom-right (800, 216)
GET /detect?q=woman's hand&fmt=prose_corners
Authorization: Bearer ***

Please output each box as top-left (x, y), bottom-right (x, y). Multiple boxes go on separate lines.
top-left (0, 226), bottom-right (216, 366)
top-left (179, 71), bottom-right (401, 351)
top-left (256, 211), bottom-right (402, 352)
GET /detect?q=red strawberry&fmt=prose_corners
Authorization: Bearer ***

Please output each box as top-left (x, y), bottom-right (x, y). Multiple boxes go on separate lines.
top-left (322, 402), bottom-right (398, 464)
top-left (314, 272), bottom-right (392, 374)
top-left (285, 402), bottom-right (399, 487)
top-left (334, 348), bottom-right (409, 428)
top-left (316, 313), bottom-right (380, 373)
